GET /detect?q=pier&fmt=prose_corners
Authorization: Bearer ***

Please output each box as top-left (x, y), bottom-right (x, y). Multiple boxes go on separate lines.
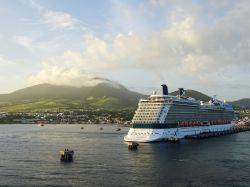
top-left (185, 123), bottom-right (250, 140)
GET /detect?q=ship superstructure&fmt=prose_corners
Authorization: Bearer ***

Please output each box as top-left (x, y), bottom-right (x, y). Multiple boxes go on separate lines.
top-left (124, 84), bottom-right (235, 142)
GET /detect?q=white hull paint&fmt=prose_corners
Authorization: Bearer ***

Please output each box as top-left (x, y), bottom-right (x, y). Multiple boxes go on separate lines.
top-left (124, 122), bottom-right (235, 143)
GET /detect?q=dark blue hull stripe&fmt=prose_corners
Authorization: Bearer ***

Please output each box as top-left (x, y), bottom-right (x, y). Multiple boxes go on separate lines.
top-left (131, 123), bottom-right (231, 129)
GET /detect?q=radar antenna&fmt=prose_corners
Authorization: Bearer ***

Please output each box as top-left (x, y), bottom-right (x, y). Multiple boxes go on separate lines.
top-left (212, 95), bottom-right (216, 102)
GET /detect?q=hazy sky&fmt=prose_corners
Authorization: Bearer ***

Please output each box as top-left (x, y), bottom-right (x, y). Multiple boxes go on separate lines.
top-left (0, 0), bottom-right (249, 100)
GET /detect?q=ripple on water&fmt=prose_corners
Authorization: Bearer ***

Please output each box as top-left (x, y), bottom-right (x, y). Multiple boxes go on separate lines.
top-left (0, 124), bottom-right (250, 187)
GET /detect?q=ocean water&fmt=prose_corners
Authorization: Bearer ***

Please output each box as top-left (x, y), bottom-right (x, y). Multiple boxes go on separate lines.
top-left (0, 124), bottom-right (249, 187)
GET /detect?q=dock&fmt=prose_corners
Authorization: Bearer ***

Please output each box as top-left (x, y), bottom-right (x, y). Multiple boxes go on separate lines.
top-left (185, 124), bottom-right (250, 140)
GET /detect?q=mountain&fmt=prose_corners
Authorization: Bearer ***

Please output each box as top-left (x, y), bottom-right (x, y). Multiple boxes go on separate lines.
top-left (0, 83), bottom-right (145, 112)
top-left (170, 90), bottom-right (250, 109)
top-left (170, 89), bottom-right (211, 102)
top-left (0, 84), bottom-right (90, 100)
top-left (230, 99), bottom-right (250, 109)
top-left (0, 82), bottom-right (249, 112)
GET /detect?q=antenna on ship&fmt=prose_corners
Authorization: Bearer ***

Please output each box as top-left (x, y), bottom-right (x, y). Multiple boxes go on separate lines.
top-left (212, 95), bottom-right (216, 102)
top-left (161, 84), bottom-right (168, 95)
top-left (179, 88), bottom-right (185, 97)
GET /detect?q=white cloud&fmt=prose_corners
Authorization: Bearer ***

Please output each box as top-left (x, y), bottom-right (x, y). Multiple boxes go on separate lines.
top-left (26, 0), bottom-right (250, 99)
top-left (165, 17), bottom-right (199, 47)
top-left (29, 65), bottom-right (100, 87)
top-left (28, 0), bottom-right (44, 11)
top-left (28, 19), bottom-right (200, 87)
top-left (28, 52), bottom-right (105, 87)
top-left (0, 55), bottom-right (15, 66)
top-left (12, 34), bottom-right (64, 53)
top-left (43, 11), bottom-right (78, 30)
top-left (179, 54), bottom-right (213, 74)
top-left (12, 35), bottom-right (34, 51)
top-left (20, 0), bottom-right (80, 31)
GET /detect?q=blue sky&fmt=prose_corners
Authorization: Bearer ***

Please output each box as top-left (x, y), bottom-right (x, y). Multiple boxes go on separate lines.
top-left (0, 0), bottom-right (249, 100)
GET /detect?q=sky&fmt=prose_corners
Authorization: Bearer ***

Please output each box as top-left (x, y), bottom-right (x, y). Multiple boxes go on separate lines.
top-left (0, 0), bottom-right (249, 100)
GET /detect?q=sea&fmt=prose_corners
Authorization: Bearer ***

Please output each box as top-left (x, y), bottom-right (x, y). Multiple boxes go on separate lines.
top-left (0, 124), bottom-right (249, 187)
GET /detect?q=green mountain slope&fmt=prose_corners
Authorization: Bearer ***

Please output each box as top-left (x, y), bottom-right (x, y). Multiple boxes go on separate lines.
top-left (0, 82), bottom-right (248, 112)
top-left (0, 83), bottom-right (145, 112)
top-left (0, 84), bottom-right (91, 100)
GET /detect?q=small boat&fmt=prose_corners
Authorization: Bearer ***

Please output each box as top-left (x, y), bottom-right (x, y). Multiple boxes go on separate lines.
top-left (81, 127), bottom-right (84, 130)
top-left (60, 149), bottom-right (74, 162)
top-left (128, 142), bottom-right (139, 150)
top-left (100, 127), bottom-right (103, 130)
top-left (116, 128), bottom-right (121, 131)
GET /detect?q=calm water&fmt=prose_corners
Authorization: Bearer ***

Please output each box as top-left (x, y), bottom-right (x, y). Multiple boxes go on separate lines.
top-left (0, 124), bottom-right (249, 187)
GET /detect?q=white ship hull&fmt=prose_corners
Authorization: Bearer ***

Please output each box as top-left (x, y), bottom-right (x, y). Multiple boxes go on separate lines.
top-left (124, 122), bottom-right (235, 143)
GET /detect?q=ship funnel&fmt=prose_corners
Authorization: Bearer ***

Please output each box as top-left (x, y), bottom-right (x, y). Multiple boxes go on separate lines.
top-left (161, 84), bottom-right (168, 95)
top-left (179, 88), bottom-right (185, 96)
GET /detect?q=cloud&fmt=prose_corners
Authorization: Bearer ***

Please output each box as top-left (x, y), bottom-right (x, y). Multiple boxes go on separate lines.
top-left (165, 16), bottom-right (199, 47)
top-left (27, 0), bottom-right (250, 99)
top-left (20, 0), bottom-right (80, 30)
top-left (28, 56), bottom-right (125, 88)
top-left (28, 0), bottom-right (44, 11)
top-left (28, 65), bottom-right (101, 87)
top-left (43, 11), bottom-right (78, 30)
top-left (0, 55), bottom-right (16, 66)
top-left (12, 35), bottom-right (34, 51)
top-left (78, 17), bottom-right (200, 72)
top-left (28, 18), bottom-right (200, 87)
top-left (28, 52), bottom-right (105, 87)
top-left (12, 34), bottom-right (65, 53)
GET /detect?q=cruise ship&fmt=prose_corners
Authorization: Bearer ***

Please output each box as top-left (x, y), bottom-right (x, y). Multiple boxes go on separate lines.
top-left (124, 84), bottom-right (235, 142)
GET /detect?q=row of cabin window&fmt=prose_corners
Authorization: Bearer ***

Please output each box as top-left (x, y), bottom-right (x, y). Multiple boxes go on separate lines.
top-left (132, 121), bottom-right (156, 123)
top-left (133, 117), bottom-right (158, 121)
top-left (134, 114), bottom-right (159, 117)
top-left (136, 117), bottom-right (159, 120)
top-left (137, 107), bottom-right (162, 110)
top-left (136, 112), bottom-right (159, 114)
